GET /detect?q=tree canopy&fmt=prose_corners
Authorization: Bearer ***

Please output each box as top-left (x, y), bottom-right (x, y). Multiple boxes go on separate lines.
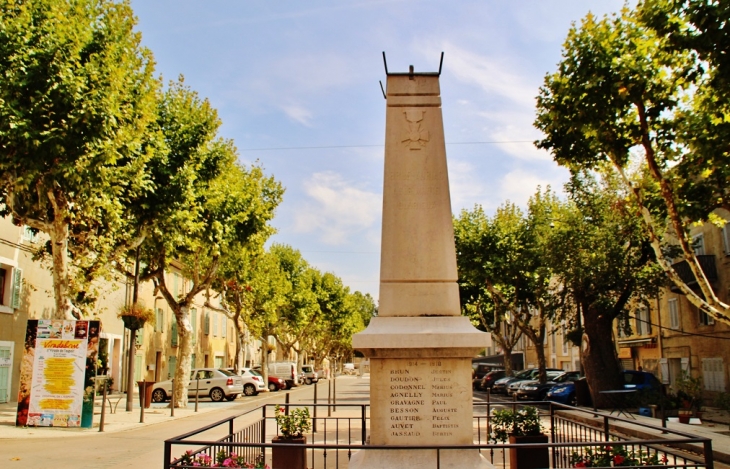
top-left (0, 0), bottom-right (159, 318)
top-left (535, 1), bottom-right (730, 325)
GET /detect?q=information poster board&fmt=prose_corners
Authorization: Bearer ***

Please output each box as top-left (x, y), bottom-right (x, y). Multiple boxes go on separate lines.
top-left (16, 320), bottom-right (101, 428)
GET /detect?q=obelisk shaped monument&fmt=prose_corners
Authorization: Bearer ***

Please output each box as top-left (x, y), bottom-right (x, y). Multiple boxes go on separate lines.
top-left (351, 60), bottom-right (491, 469)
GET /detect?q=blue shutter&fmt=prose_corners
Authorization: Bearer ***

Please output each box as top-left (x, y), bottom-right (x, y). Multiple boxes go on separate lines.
top-left (171, 321), bottom-right (178, 347)
top-left (11, 268), bottom-right (22, 309)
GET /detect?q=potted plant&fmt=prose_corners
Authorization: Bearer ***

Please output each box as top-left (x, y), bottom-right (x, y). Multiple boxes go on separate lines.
top-left (676, 372), bottom-right (703, 421)
top-left (272, 406), bottom-right (311, 469)
top-left (490, 406), bottom-right (548, 469)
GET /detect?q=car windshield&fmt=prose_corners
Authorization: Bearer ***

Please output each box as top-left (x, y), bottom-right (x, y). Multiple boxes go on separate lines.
top-left (624, 372), bottom-right (645, 385)
top-left (515, 370), bottom-right (533, 379)
top-left (250, 370), bottom-right (263, 377)
top-left (219, 369), bottom-right (236, 377)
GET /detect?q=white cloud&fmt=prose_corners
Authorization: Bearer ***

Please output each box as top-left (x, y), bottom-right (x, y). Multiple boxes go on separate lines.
top-left (499, 168), bottom-right (564, 207)
top-left (281, 104), bottom-right (313, 126)
top-left (448, 160), bottom-right (488, 212)
top-left (294, 171), bottom-right (381, 245)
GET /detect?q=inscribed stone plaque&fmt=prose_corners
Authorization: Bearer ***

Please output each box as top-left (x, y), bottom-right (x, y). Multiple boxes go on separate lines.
top-left (369, 357), bottom-right (473, 445)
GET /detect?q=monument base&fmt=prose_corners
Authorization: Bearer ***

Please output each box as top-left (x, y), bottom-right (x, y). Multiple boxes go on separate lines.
top-left (348, 448), bottom-right (494, 469)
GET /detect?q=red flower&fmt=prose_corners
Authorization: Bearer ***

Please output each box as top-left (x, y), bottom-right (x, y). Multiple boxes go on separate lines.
top-left (613, 455), bottom-right (625, 465)
top-left (661, 455), bottom-right (668, 463)
top-left (575, 462), bottom-right (586, 468)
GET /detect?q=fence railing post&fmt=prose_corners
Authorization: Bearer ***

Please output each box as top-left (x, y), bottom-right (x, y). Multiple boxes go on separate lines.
top-left (163, 440), bottom-right (172, 469)
top-left (99, 384), bottom-right (107, 432)
top-left (313, 382), bottom-right (318, 433)
top-left (603, 415), bottom-right (610, 441)
top-left (171, 378), bottom-right (175, 417)
top-left (195, 378), bottom-right (200, 412)
top-left (550, 403), bottom-right (557, 469)
top-left (139, 379), bottom-right (145, 423)
top-left (704, 439), bottom-right (714, 469)
top-left (361, 404), bottom-right (367, 444)
top-left (261, 405), bottom-right (267, 462)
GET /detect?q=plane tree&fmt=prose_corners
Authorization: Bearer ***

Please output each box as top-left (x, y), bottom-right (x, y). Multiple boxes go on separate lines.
top-left (0, 0), bottom-right (159, 318)
top-left (535, 2), bottom-right (730, 326)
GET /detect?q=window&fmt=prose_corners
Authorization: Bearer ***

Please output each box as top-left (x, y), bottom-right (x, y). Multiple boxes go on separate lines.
top-left (0, 261), bottom-right (22, 313)
top-left (702, 358), bottom-right (725, 392)
top-left (692, 234), bottom-right (705, 256)
top-left (635, 307), bottom-right (652, 336)
top-left (213, 312), bottom-right (218, 337)
top-left (22, 226), bottom-right (37, 243)
top-left (699, 309), bottom-right (715, 326)
top-left (221, 316), bottom-right (226, 339)
top-left (204, 312), bottom-right (210, 335)
top-left (723, 223), bottom-right (730, 255)
top-left (561, 325), bottom-right (568, 355)
top-left (668, 299), bottom-right (679, 329)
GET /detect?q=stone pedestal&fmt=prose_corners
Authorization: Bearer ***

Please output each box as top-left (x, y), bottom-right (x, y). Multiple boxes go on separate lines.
top-left (351, 65), bottom-right (491, 469)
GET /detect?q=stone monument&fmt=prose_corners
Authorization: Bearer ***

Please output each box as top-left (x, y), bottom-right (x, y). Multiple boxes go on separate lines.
top-left (350, 59), bottom-right (492, 468)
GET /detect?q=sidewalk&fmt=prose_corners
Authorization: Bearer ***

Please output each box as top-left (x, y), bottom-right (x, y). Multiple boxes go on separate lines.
top-left (0, 391), bottom-right (231, 439)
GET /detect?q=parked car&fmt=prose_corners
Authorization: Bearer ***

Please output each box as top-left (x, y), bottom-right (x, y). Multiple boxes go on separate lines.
top-left (343, 363), bottom-right (356, 375)
top-left (472, 363), bottom-right (500, 389)
top-left (545, 370), bottom-right (661, 406)
top-left (267, 375), bottom-right (287, 392)
top-left (478, 370), bottom-right (506, 391)
top-left (151, 368), bottom-right (243, 403)
top-left (227, 368), bottom-right (267, 396)
top-left (515, 371), bottom-right (582, 401)
top-left (493, 368), bottom-right (563, 395)
top-left (254, 362), bottom-right (299, 389)
top-left (300, 365), bottom-right (319, 385)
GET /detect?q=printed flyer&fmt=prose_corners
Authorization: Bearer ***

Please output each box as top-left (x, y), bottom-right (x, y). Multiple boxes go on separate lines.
top-left (16, 320), bottom-right (101, 428)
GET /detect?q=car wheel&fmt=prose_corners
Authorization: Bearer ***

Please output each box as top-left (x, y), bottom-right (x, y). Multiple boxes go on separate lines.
top-left (305, 378), bottom-right (312, 385)
top-left (268, 382), bottom-right (278, 392)
top-left (225, 394), bottom-right (237, 401)
top-left (243, 384), bottom-right (257, 396)
top-left (210, 387), bottom-right (225, 402)
top-left (151, 388), bottom-right (167, 403)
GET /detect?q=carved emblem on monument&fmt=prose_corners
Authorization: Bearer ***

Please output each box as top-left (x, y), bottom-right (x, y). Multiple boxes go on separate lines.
top-left (402, 110), bottom-right (429, 150)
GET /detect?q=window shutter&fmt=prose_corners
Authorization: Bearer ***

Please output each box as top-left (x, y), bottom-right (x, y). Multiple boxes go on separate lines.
top-left (136, 328), bottom-right (144, 346)
top-left (171, 321), bottom-right (178, 347)
top-left (191, 309), bottom-right (197, 344)
top-left (680, 357), bottom-right (690, 376)
top-left (204, 312), bottom-right (210, 335)
top-left (668, 299), bottom-right (679, 329)
top-left (659, 358), bottom-right (670, 384)
top-left (11, 268), bottom-right (22, 309)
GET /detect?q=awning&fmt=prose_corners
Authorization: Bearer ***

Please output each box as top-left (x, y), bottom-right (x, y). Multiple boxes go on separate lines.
top-left (617, 337), bottom-right (654, 347)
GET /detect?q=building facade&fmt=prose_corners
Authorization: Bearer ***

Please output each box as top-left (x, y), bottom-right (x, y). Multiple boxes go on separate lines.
top-left (0, 216), bottom-right (259, 403)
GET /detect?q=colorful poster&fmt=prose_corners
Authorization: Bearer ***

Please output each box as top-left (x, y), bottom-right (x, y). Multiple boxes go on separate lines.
top-left (16, 320), bottom-right (101, 428)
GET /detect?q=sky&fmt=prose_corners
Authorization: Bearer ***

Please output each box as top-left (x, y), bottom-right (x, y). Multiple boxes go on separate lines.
top-left (130, 0), bottom-right (626, 301)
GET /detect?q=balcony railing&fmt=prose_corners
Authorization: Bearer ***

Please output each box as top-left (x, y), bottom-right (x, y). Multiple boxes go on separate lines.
top-left (163, 402), bottom-right (714, 469)
top-left (670, 255), bottom-right (718, 293)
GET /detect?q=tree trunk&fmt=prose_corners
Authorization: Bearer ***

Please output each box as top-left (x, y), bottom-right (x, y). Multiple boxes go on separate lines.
top-left (535, 340), bottom-right (548, 383)
top-left (582, 309), bottom-right (623, 408)
top-left (261, 336), bottom-right (269, 382)
top-left (173, 305), bottom-right (193, 407)
top-left (502, 347), bottom-right (514, 376)
top-left (49, 215), bottom-right (74, 320)
top-left (234, 319), bottom-right (243, 372)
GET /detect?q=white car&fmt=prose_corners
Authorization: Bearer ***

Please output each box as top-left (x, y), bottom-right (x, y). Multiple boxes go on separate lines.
top-left (151, 368), bottom-right (243, 403)
top-left (230, 367), bottom-right (268, 396)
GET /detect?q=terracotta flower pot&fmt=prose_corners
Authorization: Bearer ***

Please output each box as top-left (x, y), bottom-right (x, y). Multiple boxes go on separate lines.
top-left (272, 435), bottom-right (306, 469)
top-left (508, 434), bottom-right (549, 469)
top-left (678, 410), bottom-right (692, 424)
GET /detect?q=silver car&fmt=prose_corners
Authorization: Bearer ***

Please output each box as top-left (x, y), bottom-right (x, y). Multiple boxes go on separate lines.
top-left (231, 367), bottom-right (268, 396)
top-left (151, 368), bottom-right (244, 403)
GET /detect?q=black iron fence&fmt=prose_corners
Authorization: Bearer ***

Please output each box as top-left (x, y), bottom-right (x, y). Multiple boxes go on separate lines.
top-left (163, 402), bottom-right (714, 469)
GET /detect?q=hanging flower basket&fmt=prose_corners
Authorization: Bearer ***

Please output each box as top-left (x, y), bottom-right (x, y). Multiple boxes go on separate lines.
top-left (118, 304), bottom-right (155, 331)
